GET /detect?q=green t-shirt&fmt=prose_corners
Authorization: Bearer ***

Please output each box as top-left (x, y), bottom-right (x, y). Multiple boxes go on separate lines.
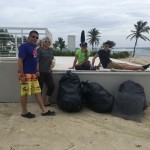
top-left (75, 49), bottom-right (90, 64)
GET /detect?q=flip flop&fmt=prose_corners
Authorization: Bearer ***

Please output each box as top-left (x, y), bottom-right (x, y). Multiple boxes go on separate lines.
top-left (41, 110), bottom-right (55, 116)
top-left (44, 104), bottom-right (51, 107)
top-left (21, 112), bottom-right (36, 118)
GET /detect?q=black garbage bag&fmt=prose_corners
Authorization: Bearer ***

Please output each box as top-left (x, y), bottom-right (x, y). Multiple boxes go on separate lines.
top-left (81, 81), bottom-right (114, 113)
top-left (57, 71), bottom-right (82, 112)
top-left (112, 80), bottom-right (147, 121)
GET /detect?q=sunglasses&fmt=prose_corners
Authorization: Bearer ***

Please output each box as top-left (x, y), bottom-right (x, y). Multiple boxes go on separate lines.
top-left (104, 45), bottom-right (109, 47)
top-left (44, 40), bottom-right (50, 43)
top-left (31, 36), bottom-right (39, 39)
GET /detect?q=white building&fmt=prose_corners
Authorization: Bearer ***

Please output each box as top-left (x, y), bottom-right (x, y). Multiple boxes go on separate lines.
top-left (68, 35), bottom-right (75, 51)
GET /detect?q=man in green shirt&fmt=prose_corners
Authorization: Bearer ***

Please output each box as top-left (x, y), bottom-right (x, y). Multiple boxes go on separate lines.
top-left (69, 42), bottom-right (91, 70)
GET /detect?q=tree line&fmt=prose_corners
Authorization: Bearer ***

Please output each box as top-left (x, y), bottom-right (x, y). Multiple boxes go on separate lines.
top-left (53, 20), bottom-right (150, 57)
top-left (0, 20), bottom-right (150, 57)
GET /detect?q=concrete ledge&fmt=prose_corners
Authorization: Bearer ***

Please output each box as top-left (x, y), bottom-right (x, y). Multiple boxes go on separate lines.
top-left (0, 59), bottom-right (150, 104)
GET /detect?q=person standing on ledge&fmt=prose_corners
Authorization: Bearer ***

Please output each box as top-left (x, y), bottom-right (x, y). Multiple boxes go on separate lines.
top-left (18, 30), bottom-right (55, 118)
top-left (37, 36), bottom-right (55, 107)
top-left (92, 42), bottom-right (150, 71)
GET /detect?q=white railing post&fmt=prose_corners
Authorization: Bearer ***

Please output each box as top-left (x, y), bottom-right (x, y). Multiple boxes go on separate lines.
top-left (0, 27), bottom-right (52, 59)
top-left (15, 34), bottom-right (18, 57)
top-left (21, 29), bottom-right (23, 44)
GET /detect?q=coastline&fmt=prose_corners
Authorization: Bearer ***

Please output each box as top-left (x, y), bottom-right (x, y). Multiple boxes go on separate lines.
top-left (119, 57), bottom-right (150, 65)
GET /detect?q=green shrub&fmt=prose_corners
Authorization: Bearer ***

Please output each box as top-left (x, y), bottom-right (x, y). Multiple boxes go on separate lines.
top-left (90, 51), bottom-right (97, 56)
top-left (53, 50), bottom-right (75, 56)
top-left (110, 51), bottom-right (130, 59)
top-left (0, 49), bottom-right (9, 54)
top-left (0, 49), bottom-right (16, 57)
top-left (53, 49), bottom-right (130, 59)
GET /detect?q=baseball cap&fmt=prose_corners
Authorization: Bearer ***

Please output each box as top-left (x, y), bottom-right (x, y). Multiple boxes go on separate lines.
top-left (80, 42), bottom-right (87, 47)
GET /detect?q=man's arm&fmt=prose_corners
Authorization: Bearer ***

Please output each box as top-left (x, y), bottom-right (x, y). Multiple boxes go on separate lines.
top-left (69, 56), bottom-right (77, 69)
top-left (18, 57), bottom-right (26, 83)
top-left (51, 58), bottom-right (55, 69)
top-left (92, 53), bottom-right (99, 67)
top-left (18, 58), bottom-right (24, 76)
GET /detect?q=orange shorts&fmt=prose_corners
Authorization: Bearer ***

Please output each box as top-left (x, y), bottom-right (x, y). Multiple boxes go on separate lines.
top-left (18, 74), bottom-right (41, 96)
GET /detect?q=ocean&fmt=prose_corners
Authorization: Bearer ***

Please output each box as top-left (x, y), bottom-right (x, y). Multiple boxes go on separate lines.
top-left (113, 47), bottom-right (150, 59)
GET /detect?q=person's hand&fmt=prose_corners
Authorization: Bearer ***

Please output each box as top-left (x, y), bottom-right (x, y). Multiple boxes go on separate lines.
top-left (51, 61), bottom-right (55, 69)
top-left (91, 66), bottom-right (96, 70)
top-left (36, 71), bottom-right (40, 77)
top-left (95, 65), bottom-right (100, 69)
top-left (68, 66), bottom-right (74, 69)
top-left (20, 76), bottom-right (26, 83)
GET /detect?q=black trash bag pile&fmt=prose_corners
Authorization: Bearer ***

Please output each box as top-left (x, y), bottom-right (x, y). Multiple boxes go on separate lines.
top-left (57, 71), bottom-right (82, 112)
top-left (112, 80), bottom-right (147, 121)
top-left (81, 81), bottom-right (114, 113)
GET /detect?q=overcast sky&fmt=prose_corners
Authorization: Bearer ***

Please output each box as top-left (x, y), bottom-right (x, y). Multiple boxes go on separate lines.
top-left (0, 0), bottom-right (150, 48)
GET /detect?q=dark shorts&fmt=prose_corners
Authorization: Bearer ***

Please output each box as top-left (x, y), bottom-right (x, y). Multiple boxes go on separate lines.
top-left (75, 61), bottom-right (91, 70)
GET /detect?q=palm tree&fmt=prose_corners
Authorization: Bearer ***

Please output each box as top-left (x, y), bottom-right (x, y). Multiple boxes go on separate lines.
top-left (53, 41), bottom-right (59, 50)
top-left (53, 37), bottom-right (67, 51)
top-left (57, 37), bottom-right (67, 51)
top-left (126, 20), bottom-right (150, 57)
top-left (87, 28), bottom-right (101, 50)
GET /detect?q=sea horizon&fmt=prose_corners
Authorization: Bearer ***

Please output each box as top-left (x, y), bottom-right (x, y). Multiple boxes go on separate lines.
top-left (86, 47), bottom-right (150, 59)
top-left (113, 47), bottom-right (150, 59)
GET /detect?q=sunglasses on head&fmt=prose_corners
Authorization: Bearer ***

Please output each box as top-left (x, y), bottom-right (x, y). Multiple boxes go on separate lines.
top-left (31, 36), bottom-right (39, 39)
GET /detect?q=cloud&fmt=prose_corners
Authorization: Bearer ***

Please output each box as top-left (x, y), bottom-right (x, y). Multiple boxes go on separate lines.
top-left (0, 0), bottom-right (150, 47)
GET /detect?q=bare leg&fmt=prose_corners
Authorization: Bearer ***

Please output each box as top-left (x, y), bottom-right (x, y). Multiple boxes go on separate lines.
top-left (20, 95), bottom-right (28, 114)
top-left (35, 93), bottom-right (47, 113)
top-left (45, 95), bottom-right (50, 105)
top-left (122, 63), bottom-right (144, 70)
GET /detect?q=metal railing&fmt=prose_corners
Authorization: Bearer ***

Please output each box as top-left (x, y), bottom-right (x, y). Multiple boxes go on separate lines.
top-left (0, 27), bottom-right (52, 58)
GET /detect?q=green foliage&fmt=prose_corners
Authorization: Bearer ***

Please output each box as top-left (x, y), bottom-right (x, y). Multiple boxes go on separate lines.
top-left (53, 50), bottom-right (75, 56)
top-left (110, 51), bottom-right (130, 59)
top-left (53, 50), bottom-right (130, 58)
top-left (53, 37), bottom-right (67, 51)
top-left (0, 29), bottom-right (15, 46)
top-left (0, 49), bottom-right (16, 57)
top-left (126, 20), bottom-right (150, 57)
top-left (90, 51), bottom-right (97, 56)
top-left (53, 42), bottom-right (59, 49)
top-left (0, 49), bottom-right (9, 54)
top-left (87, 28), bottom-right (101, 50)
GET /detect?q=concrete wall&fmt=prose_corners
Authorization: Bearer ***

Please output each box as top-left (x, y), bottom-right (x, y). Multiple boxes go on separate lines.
top-left (0, 60), bottom-right (150, 105)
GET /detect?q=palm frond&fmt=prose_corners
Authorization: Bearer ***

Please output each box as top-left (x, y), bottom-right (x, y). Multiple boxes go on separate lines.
top-left (130, 35), bottom-right (136, 41)
top-left (139, 34), bottom-right (150, 41)
top-left (87, 28), bottom-right (101, 49)
top-left (126, 33), bottom-right (134, 39)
